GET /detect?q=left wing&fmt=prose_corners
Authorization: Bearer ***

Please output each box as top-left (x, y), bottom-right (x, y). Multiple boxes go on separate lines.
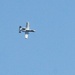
top-left (25, 32), bottom-right (29, 39)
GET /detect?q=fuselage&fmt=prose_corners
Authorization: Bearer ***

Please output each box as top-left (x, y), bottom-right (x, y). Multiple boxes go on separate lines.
top-left (19, 22), bottom-right (35, 39)
top-left (21, 27), bottom-right (35, 32)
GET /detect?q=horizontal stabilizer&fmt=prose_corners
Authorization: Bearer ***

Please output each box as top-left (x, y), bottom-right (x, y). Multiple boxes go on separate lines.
top-left (19, 26), bottom-right (22, 33)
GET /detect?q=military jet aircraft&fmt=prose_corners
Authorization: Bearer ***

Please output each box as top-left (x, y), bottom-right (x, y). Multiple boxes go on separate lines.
top-left (19, 22), bottom-right (35, 39)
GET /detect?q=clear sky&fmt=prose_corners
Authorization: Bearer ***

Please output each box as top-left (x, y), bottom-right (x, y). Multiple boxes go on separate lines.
top-left (0, 0), bottom-right (75, 75)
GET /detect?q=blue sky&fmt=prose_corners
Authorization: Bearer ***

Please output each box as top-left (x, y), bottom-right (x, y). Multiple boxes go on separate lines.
top-left (0, 0), bottom-right (75, 75)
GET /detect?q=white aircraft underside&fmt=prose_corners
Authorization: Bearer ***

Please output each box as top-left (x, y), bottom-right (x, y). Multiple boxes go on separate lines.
top-left (19, 22), bottom-right (35, 39)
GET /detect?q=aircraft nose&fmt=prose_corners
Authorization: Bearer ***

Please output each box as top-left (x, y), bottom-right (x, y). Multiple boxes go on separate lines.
top-left (34, 30), bottom-right (36, 32)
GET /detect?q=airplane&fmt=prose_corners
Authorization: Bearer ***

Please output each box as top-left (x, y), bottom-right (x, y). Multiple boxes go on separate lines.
top-left (19, 22), bottom-right (35, 39)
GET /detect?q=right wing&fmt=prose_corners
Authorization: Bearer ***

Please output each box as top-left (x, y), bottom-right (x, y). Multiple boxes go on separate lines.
top-left (26, 22), bottom-right (30, 30)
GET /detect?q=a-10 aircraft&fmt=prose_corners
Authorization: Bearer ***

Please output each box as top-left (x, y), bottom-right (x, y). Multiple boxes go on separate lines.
top-left (19, 22), bottom-right (35, 39)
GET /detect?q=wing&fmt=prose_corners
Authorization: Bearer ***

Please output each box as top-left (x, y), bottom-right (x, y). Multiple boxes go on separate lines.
top-left (25, 32), bottom-right (29, 39)
top-left (26, 22), bottom-right (30, 30)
